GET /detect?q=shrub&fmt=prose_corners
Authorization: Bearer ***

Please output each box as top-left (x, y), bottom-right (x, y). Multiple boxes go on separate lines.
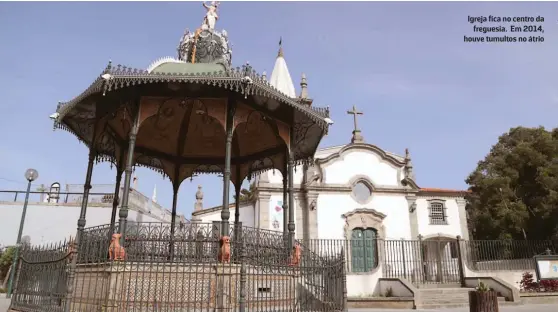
top-left (519, 272), bottom-right (558, 292)
top-left (0, 246), bottom-right (16, 278)
top-left (540, 280), bottom-right (558, 292)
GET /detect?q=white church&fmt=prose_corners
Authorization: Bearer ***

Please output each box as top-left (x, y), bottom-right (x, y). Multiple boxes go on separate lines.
top-left (191, 44), bottom-right (470, 294)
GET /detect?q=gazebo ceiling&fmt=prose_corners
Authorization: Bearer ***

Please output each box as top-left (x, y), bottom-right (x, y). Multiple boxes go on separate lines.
top-left (54, 63), bottom-right (331, 186)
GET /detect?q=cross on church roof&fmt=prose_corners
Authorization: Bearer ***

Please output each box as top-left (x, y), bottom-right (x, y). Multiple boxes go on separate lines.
top-left (347, 105), bottom-right (364, 143)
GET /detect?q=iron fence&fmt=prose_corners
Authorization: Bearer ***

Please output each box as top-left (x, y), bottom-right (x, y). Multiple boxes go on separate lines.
top-left (301, 237), bottom-right (558, 286)
top-left (11, 222), bottom-right (347, 312)
top-left (10, 221), bottom-right (558, 312)
top-left (11, 241), bottom-right (72, 312)
top-left (461, 239), bottom-right (558, 271)
top-left (0, 190), bottom-right (115, 205)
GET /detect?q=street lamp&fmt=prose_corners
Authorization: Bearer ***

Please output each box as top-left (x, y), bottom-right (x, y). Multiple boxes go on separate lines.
top-left (6, 168), bottom-right (38, 298)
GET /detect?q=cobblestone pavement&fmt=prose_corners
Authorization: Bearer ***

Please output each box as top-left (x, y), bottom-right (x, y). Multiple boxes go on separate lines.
top-left (1, 299), bottom-right (556, 312)
top-left (349, 305), bottom-right (558, 312)
top-left (0, 298), bottom-right (9, 312)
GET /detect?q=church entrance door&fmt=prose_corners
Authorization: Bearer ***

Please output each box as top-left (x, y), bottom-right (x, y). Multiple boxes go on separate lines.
top-left (351, 228), bottom-right (378, 272)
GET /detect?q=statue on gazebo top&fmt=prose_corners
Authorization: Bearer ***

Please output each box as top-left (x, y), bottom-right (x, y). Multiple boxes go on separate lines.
top-left (202, 1), bottom-right (220, 30)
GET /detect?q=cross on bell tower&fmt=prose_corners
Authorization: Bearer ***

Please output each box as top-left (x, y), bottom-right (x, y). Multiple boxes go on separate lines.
top-left (347, 105), bottom-right (364, 143)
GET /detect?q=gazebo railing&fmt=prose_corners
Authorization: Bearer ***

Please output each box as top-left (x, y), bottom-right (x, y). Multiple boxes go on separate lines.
top-left (11, 222), bottom-right (346, 312)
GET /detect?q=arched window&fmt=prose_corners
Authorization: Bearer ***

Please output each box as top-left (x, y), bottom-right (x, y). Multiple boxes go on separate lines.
top-left (350, 227), bottom-right (378, 272)
top-left (48, 182), bottom-right (61, 204)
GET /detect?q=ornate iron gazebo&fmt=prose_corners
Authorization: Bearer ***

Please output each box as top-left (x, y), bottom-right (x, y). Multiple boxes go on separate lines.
top-left (51, 13), bottom-right (330, 245)
top-left (10, 4), bottom-right (345, 312)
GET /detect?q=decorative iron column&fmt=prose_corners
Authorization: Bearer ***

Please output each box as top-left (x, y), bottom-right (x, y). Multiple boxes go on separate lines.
top-left (234, 167), bottom-right (241, 226)
top-left (118, 103), bottom-right (140, 240)
top-left (65, 148), bottom-right (96, 312)
top-left (282, 149), bottom-right (289, 238)
top-left (221, 99), bottom-right (236, 236)
top-left (233, 182), bottom-right (241, 262)
top-left (109, 165), bottom-right (123, 235)
top-left (287, 150), bottom-right (295, 247)
top-left (169, 186), bottom-right (179, 260)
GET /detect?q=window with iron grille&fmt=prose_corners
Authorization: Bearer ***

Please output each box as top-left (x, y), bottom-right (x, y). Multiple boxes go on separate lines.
top-left (428, 200), bottom-right (448, 225)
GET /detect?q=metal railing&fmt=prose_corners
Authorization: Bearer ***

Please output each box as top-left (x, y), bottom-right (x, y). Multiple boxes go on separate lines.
top-left (0, 190), bottom-right (115, 205)
top-left (11, 222), bottom-right (347, 312)
top-left (462, 239), bottom-right (558, 271)
top-left (10, 220), bottom-right (558, 312)
top-left (283, 237), bottom-right (558, 286)
top-left (0, 186), bottom-right (184, 223)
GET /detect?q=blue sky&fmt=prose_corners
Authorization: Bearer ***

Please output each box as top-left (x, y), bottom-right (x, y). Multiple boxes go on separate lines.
top-left (0, 2), bottom-right (557, 218)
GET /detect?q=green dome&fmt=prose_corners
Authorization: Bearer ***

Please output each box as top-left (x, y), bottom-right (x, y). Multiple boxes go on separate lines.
top-left (149, 59), bottom-right (227, 75)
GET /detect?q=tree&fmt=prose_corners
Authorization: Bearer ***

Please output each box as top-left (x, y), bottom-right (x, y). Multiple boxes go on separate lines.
top-left (0, 246), bottom-right (16, 282)
top-left (465, 126), bottom-right (558, 240)
top-left (234, 181), bottom-right (257, 203)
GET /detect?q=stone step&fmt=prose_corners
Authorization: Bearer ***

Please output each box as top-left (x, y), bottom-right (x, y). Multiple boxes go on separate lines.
top-left (417, 296), bottom-right (510, 309)
top-left (419, 287), bottom-right (475, 292)
top-left (417, 303), bottom-right (470, 309)
top-left (418, 300), bottom-right (513, 310)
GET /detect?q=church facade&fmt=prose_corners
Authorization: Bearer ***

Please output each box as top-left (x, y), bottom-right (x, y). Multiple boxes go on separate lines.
top-left (192, 137), bottom-right (469, 296)
top-left (190, 39), bottom-right (469, 296)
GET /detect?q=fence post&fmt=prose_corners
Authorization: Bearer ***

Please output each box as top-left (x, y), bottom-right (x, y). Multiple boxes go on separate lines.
top-left (456, 235), bottom-right (466, 287)
top-left (417, 234), bottom-right (423, 287)
top-left (400, 238), bottom-right (407, 279)
top-left (341, 249), bottom-right (348, 312)
top-left (212, 221), bottom-right (221, 260)
top-left (238, 225), bottom-right (246, 312)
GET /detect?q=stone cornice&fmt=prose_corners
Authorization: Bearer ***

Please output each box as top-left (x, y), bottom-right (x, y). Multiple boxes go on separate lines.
top-left (191, 202), bottom-right (253, 217)
top-left (342, 208), bottom-right (387, 221)
top-left (418, 188), bottom-right (469, 198)
top-left (257, 183), bottom-right (419, 195)
top-left (316, 143), bottom-right (406, 168)
top-left (418, 194), bottom-right (465, 200)
top-left (258, 193), bottom-right (272, 200)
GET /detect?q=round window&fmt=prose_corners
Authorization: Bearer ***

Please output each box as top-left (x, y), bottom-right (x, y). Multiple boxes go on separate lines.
top-left (352, 181), bottom-right (372, 203)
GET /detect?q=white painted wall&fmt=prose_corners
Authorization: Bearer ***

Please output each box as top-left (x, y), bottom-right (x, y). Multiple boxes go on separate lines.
top-left (266, 167), bottom-right (304, 186)
top-left (321, 150), bottom-right (401, 186)
top-left (316, 193), bottom-right (411, 240)
top-left (268, 194), bottom-right (296, 233)
top-left (416, 198), bottom-right (464, 239)
top-left (194, 204), bottom-right (255, 228)
top-left (0, 203), bottom-right (168, 246)
top-left (346, 270), bottom-right (383, 297)
top-left (263, 146), bottom-right (345, 185)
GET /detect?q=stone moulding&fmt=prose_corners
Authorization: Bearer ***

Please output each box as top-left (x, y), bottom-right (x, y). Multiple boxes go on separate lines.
top-left (342, 208), bottom-right (387, 240)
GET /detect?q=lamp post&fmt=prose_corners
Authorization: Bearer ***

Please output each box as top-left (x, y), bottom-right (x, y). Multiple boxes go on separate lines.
top-left (6, 168), bottom-right (38, 298)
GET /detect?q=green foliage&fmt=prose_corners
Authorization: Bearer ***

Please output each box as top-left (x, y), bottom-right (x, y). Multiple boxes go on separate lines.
top-left (0, 246), bottom-right (16, 278)
top-left (234, 181), bottom-right (257, 204)
top-left (476, 280), bottom-right (491, 292)
top-left (466, 126), bottom-right (558, 240)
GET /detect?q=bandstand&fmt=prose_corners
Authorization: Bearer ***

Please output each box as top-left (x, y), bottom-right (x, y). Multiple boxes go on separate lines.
top-left (9, 3), bottom-right (345, 312)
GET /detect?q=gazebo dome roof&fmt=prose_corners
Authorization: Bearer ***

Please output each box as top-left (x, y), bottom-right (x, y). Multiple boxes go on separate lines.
top-left (51, 12), bottom-right (332, 187)
top-left (147, 57), bottom-right (227, 75)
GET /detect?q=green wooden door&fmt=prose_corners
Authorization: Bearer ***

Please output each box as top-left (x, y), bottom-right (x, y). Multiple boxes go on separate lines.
top-left (363, 229), bottom-right (377, 271)
top-left (351, 228), bottom-right (378, 272)
top-left (351, 229), bottom-right (365, 272)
